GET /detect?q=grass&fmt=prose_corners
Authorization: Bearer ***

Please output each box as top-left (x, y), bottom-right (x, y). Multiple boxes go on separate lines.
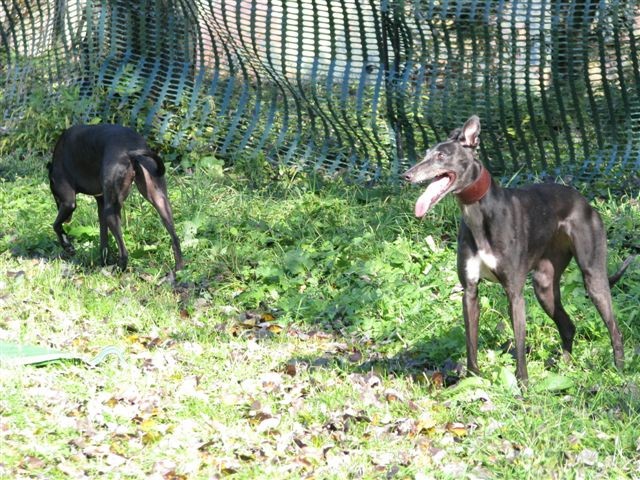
top-left (1, 152), bottom-right (639, 479)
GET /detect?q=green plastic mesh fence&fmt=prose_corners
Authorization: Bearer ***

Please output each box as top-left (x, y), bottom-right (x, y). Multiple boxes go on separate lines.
top-left (1, 0), bottom-right (639, 185)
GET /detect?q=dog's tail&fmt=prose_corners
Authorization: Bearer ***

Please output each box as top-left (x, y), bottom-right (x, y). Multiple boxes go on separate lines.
top-left (128, 149), bottom-right (165, 177)
top-left (608, 254), bottom-right (637, 287)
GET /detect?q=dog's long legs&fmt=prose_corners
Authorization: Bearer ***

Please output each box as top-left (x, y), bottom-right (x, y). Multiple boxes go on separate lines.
top-left (508, 292), bottom-right (528, 383)
top-left (134, 165), bottom-right (184, 271)
top-left (582, 271), bottom-right (624, 369)
top-left (570, 218), bottom-right (625, 369)
top-left (462, 283), bottom-right (480, 375)
top-left (532, 254), bottom-right (575, 360)
top-left (52, 194), bottom-right (76, 255)
top-left (103, 167), bottom-right (134, 271)
top-left (95, 196), bottom-right (109, 265)
top-left (149, 195), bottom-right (184, 271)
top-left (575, 254), bottom-right (625, 370)
top-left (103, 202), bottom-right (128, 270)
top-left (504, 277), bottom-right (529, 382)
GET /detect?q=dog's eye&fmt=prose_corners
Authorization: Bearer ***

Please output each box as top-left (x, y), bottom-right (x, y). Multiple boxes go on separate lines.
top-left (437, 151), bottom-right (445, 160)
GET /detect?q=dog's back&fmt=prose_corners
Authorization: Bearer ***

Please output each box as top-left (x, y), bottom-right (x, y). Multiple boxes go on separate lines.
top-left (500, 182), bottom-right (598, 229)
top-left (55, 124), bottom-right (147, 164)
top-left (52, 124), bottom-right (162, 196)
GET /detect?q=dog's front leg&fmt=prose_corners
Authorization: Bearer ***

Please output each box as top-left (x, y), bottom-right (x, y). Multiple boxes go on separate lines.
top-left (458, 235), bottom-right (481, 376)
top-left (462, 283), bottom-right (481, 375)
top-left (506, 284), bottom-right (528, 384)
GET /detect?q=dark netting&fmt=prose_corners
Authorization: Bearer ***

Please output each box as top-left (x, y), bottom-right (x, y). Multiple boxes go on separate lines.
top-left (1, 0), bottom-right (639, 185)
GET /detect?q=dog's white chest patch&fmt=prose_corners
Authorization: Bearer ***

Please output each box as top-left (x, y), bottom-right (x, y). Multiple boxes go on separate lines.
top-left (465, 249), bottom-right (499, 283)
top-left (478, 249), bottom-right (498, 270)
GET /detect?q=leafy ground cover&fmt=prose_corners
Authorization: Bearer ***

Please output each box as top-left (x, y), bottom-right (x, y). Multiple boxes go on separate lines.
top-left (1, 152), bottom-right (639, 479)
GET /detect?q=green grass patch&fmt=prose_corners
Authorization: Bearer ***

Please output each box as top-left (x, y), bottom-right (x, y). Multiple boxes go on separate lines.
top-left (1, 152), bottom-right (639, 478)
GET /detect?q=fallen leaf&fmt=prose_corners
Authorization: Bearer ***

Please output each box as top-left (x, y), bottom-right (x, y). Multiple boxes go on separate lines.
top-left (256, 416), bottom-right (281, 433)
top-left (260, 372), bottom-right (283, 393)
top-left (534, 374), bottom-right (574, 393)
top-left (348, 349), bottom-right (362, 363)
top-left (242, 318), bottom-right (258, 328)
top-left (326, 449), bottom-right (350, 469)
top-left (57, 462), bottom-right (85, 478)
top-left (430, 371), bottom-right (444, 389)
top-left (175, 375), bottom-right (205, 399)
top-left (267, 323), bottom-right (283, 334)
top-left (142, 430), bottom-right (162, 445)
top-left (152, 459), bottom-right (177, 476)
top-left (425, 235), bottom-right (439, 252)
top-left (106, 453), bottom-right (126, 467)
top-left (19, 455), bottom-right (45, 470)
top-left (163, 471), bottom-right (188, 480)
top-left (391, 418), bottom-right (416, 436)
top-left (441, 461), bottom-right (467, 477)
top-left (370, 450), bottom-right (395, 467)
top-left (500, 440), bottom-right (522, 461)
top-left (82, 444), bottom-right (111, 459)
top-left (416, 411), bottom-right (438, 433)
top-left (498, 366), bottom-right (521, 396)
top-left (576, 448), bottom-right (598, 466)
top-left (445, 422), bottom-right (467, 437)
top-left (342, 408), bottom-right (371, 423)
top-left (384, 388), bottom-right (404, 403)
top-left (429, 447), bottom-right (447, 463)
top-left (284, 362), bottom-right (298, 376)
top-left (468, 466), bottom-right (493, 480)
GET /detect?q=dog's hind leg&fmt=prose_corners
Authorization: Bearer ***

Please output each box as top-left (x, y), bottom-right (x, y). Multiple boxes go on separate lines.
top-left (95, 195), bottom-right (109, 265)
top-left (103, 163), bottom-right (135, 271)
top-left (532, 252), bottom-right (575, 361)
top-left (579, 265), bottom-right (624, 369)
top-left (133, 157), bottom-right (184, 271)
top-left (569, 214), bottom-right (624, 369)
top-left (103, 202), bottom-right (128, 270)
top-left (51, 186), bottom-right (77, 256)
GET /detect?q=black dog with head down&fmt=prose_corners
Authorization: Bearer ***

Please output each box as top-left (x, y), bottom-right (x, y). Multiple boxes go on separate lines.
top-left (48, 124), bottom-right (184, 273)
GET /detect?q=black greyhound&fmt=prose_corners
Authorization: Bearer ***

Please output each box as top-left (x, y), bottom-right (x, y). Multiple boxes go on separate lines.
top-left (402, 115), bottom-right (634, 383)
top-left (48, 124), bottom-right (184, 273)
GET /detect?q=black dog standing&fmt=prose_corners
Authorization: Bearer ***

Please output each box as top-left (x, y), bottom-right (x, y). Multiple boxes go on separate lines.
top-left (403, 115), bottom-right (634, 383)
top-left (48, 124), bottom-right (184, 274)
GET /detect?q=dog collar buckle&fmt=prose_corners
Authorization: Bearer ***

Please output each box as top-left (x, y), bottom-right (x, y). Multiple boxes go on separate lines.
top-left (456, 167), bottom-right (491, 205)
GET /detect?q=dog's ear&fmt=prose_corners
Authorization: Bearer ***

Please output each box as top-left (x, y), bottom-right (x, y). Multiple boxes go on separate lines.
top-left (460, 115), bottom-right (481, 148)
top-left (448, 127), bottom-right (462, 141)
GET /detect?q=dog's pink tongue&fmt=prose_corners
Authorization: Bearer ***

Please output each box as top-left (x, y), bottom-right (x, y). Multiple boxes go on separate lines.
top-left (415, 176), bottom-right (450, 218)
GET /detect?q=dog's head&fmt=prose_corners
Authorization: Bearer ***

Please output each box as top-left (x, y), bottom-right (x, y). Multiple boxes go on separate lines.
top-left (402, 115), bottom-right (485, 217)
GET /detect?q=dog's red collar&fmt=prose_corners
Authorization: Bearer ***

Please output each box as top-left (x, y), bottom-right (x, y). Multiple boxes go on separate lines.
top-left (456, 167), bottom-right (492, 205)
